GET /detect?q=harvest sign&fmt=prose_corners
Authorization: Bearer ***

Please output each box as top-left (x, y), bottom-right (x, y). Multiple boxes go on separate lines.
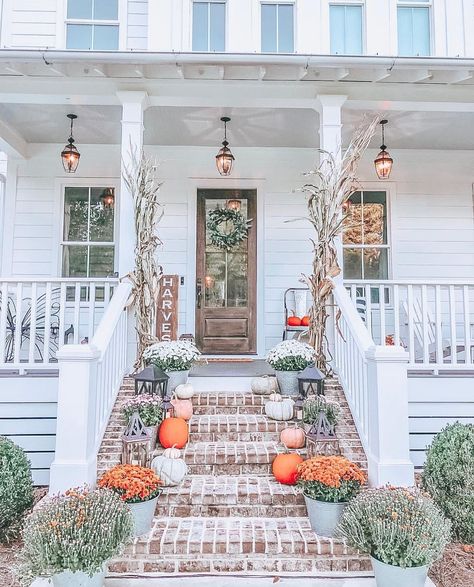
top-left (156, 275), bottom-right (179, 341)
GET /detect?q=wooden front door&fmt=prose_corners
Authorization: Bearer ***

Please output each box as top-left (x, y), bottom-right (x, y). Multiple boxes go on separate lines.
top-left (196, 189), bottom-right (257, 354)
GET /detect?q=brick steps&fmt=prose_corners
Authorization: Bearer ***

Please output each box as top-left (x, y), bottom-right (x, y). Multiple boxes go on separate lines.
top-left (108, 517), bottom-right (372, 575)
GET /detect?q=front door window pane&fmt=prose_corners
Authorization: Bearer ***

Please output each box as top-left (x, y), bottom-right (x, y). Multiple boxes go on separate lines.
top-left (261, 3), bottom-right (294, 53)
top-left (330, 5), bottom-right (363, 55)
top-left (398, 7), bottom-right (430, 56)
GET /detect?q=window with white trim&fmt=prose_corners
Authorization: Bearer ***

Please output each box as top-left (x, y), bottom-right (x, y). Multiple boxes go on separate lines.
top-left (62, 187), bottom-right (116, 278)
top-left (342, 191), bottom-right (389, 280)
top-left (192, 1), bottom-right (226, 52)
top-left (330, 3), bottom-right (363, 55)
top-left (397, 0), bottom-right (431, 56)
top-left (261, 3), bottom-right (294, 53)
top-left (66, 0), bottom-right (119, 50)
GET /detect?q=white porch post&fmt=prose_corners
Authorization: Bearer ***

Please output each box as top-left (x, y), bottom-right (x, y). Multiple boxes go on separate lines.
top-left (0, 159), bottom-right (19, 276)
top-left (366, 346), bottom-right (415, 487)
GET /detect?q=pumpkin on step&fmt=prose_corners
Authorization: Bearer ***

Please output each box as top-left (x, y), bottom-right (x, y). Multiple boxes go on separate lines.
top-left (280, 426), bottom-right (306, 449)
top-left (265, 394), bottom-right (294, 421)
top-left (171, 397), bottom-right (193, 420)
top-left (272, 453), bottom-right (304, 485)
top-left (175, 383), bottom-right (194, 399)
top-left (251, 375), bottom-right (278, 395)
top-left (158, 417), bottom-right (189, 449)
top-left (151, 445), bottom-right (188, 486)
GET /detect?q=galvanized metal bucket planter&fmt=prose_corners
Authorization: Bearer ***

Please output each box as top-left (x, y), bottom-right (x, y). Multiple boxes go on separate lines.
top-left (145, 425), bottom-right (159, 451)
top-left (128, 494), bottom-right (160, 537)
top-left (275, 370), bottom-right (300, 396)
top-left (371, 557), bottom-right (429, 587)
top-left (52, 568), bottom-right (106, 587)
top-left (304, 495), bottom-right (347, 537)
top-left (165, 370), bottom-right (189, 392)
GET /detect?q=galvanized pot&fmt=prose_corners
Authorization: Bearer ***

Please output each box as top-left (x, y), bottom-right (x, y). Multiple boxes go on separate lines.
top-left (52, 569), bottom-right (105, 587)
top-left (165, 370), bottom-right (189, 392)
top-left (128, 494), bottom-right (160, 537)
top-left (371, 557), bottom-right (429, 587)
top-left (275, 370), bottom-right (300, 396)
top-left (304, 495), bottom-right (347, 537)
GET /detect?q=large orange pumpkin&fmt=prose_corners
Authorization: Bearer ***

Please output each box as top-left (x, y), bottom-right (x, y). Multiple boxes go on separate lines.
top-left (287, 316), bottom-right (302, 326)
top-left (171, 398), bottom-right (193, 421)
top-left (158, 418), bottom-right (189, 449)
top-left (272, 453), bottom-right (304, 485)
top-left (280, 427), bottom-right (306, 449)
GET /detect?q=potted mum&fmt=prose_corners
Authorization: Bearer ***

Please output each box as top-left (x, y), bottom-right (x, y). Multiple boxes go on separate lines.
top-left (266, 340), bottom-right (316, 396)
top-left (337, 486), bottom-right (451, 587)
top-left (18, 488), bottom-right (132, 587)
top-left (303, 396), bottom-right (341, 433)
top-left (122, 395), bottom-right (164, 448)
top-left (98, 464), bottom-right (162, 537)
top-left (143, 340), bottom-right (201, 391)
top-left (297, 455), bottom-right (365, 537)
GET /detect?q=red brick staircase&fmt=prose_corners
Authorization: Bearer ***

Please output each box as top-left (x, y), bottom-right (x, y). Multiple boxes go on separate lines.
top-left (98, 378), bottom-right (371, 577)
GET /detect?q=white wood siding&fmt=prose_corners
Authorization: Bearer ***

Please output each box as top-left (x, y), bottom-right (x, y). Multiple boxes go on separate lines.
top-left (127, 0), bottom-right (148, 50)
top-left (4, 0), bottom-right (57, 48)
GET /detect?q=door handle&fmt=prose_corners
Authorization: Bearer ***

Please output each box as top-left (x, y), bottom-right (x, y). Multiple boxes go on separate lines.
top-left (196, 280), bottom-right (202, 309)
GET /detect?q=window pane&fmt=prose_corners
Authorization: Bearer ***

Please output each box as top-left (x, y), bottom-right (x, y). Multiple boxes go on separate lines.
top-left (90, 188), bottom-right (115, 242)
top-left (330, 6), bottom-right (346, 54)
top-left (66, 24), bottom-right (93, 50)
top-left (363, 248), bottom-right (388, 279)
top-left (278, 4), bottom-right (294, 53)
top-left (343, 248), bottom-right (363, 279)
top-left (209, 2), bottom-right (225, 51)
top-left (64, 187), bottom-right (89, 241)
top-left (193, 2), bottom-right (209, 51)
top-left (67, 0), bottom-right (93, 19)
top-left (94, 0), bottom-right (118, 20)
top-left (398, 7), bottom-right (430, 56)
top-left (89, 246), bottom-right (115, 277)
top-left (362, 192), bottom-right (387, 245)
top-left (343, 192), bottom-right (362, 244)
top-left (63, 245), bottom-right (88, 277)
top-left (261, 4), bottom-right (277, 52)
top-left (93, 24), bottom-right (119, 49)
top-left (345, 6), bottom-right (363, 54)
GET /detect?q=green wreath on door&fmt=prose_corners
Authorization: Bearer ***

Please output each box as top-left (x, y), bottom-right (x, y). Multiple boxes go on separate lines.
top-left (206, 207), bottom-right (252, 251)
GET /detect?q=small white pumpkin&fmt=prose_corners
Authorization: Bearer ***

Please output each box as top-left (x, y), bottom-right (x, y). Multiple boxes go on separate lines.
top-left (265, 397), bottom-right (294, 421)
top-left (175, 383), bottom-right (194, 399)
top-left (268, 392), bottom-right (282, 402)
top-left (151, 445), bottom-right (188, 486)
top-left (251, 376), bottom-right (278, 395)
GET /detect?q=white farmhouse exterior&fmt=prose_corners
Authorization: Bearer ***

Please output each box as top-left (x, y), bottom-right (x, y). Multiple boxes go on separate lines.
top-left (0, 1), bottom-right (473, 497)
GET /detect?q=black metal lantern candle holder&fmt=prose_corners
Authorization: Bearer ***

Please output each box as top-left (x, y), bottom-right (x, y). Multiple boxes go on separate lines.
top-left (293, 395), bottom-right (305, 423)
top-left (297, 366), bottom-right (325, 398)
top-left (133, 365), bottom-right (169, 398)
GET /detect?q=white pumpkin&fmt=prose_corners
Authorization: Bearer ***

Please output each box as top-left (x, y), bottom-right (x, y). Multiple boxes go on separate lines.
top-left (265, 397), bottom-right (294, 421)
top-left (175, 383), bottom-right (194, 399)
top-left (251, 376), bottom-right (278, 395)
top-left (151, 446), bottom-right (188, 486)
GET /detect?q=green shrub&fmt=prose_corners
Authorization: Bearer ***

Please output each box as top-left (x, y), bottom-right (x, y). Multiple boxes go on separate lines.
top-left (19, 488), bottom-right (133, 585)
top-left (0, 437), bottom-right (34, 543)
top-left (422, 422), bottom-right (474, 544)
top-left (337, 487), bottom-right (451, 568)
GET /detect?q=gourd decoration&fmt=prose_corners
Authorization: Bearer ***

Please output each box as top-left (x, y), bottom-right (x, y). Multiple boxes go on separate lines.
top-left (265, 395), bottom-right (294, 421)
top-left (301, 315), bottom-right (310, 327)
top-left (151, 445), bottom-right (188, 487)
top-left (158, 417), bottom-right (189, 449)
top-left (175, 383), bottom-right (194, 399)
top-left (171, 397), bottom-right (193, 421)
top-left (272, 453), bottom-right (304, 485)
top-left (280, 426), bottom-right (306, 449)
top-left (287, 315), bottom-right (302, 327)
top-left (251, 375), bottom-right (278, 395)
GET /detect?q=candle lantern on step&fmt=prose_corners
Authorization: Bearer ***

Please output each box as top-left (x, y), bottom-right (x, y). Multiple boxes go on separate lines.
top-left (297, 366), bottom-right (325, 398)
top-left (122, 411), bottom-right (152, 467)
top-left (305, 412), bottom-right (340, 458)
top-left (133, 365), bottom-right (169, 398)
top-left (293, 395), bottom-right (305, 423)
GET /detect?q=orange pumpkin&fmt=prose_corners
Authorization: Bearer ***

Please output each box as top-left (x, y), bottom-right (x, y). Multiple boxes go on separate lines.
top-left (158, 418), bottom-right (189, 449)
top-left (171, 398), bottom-right (193, 421)
top-left (301, 315), bottom-right (310, 327)
top-left (272, 453), bottom-right (304, 485)
top-left (287, 316), bottom-right (302, 326)
top-left (280, 427), bottom-right (306, 449)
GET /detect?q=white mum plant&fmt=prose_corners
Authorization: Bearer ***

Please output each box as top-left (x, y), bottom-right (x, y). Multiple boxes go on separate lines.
top-left (143, 340), bottom-right (201, 372)
top-left (266, 340), bottom-right (316, 372)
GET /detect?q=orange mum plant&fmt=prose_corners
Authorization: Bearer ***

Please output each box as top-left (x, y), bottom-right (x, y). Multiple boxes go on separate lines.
top-left (297, 456), bottom-right (366, 503)
top-left (98, 464), bottom-right (162, 504)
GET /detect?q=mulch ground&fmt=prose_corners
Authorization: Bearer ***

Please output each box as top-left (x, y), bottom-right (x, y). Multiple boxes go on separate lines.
top-left (430, 544), bottom-right (474, 587)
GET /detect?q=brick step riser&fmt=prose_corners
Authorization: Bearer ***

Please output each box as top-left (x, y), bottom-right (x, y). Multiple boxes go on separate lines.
top-left (155, 504), bottom-right (308, 517)
top-left (189, 431), bottom-right (282, 442)
top-left (193, 406), bottom-right (266, 415)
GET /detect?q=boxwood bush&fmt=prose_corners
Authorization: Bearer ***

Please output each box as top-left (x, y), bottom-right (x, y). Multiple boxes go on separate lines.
top-left (422, 422), bottom-right (474, 544)
top-left (0, 437), bottom-right (34, 543)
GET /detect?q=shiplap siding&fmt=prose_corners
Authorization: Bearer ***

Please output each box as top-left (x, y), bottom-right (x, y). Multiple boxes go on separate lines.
top-left (127, 0), bottom-right (148, 50)
top-left (6, 0), bottom-right (57, 48)
top-left (0, 378), bottom-right (58, 486)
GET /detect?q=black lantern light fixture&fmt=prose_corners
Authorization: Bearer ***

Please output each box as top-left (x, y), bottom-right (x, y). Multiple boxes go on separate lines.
top-left (100, 187), bottom-right (115, 209)
top-left (61, 114), bottom-right (81, 173)
top-left (216, 116), bottom-right (235, 176)
top-left (133, 365), bottom-right (169, 398)
top-left (374, 119), bottom-right (393, 180)
top-left (297, 365), bottom-right (325, 398)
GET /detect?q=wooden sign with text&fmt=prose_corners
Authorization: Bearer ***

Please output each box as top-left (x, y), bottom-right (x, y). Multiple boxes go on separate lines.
top-left (156, 275), bottom-right (179, 341)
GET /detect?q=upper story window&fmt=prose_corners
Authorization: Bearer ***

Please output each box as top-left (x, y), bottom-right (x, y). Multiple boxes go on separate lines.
top-left (192, 1), bottom-right (226, 52)
top-left (397, 0), bottom-right (431, 56)
top-left (330, 3), bottom-right (363, 55)
top-left (261, 3), bottom-right (294, 53)
top-left (66, 0), bottom-right (119, 50)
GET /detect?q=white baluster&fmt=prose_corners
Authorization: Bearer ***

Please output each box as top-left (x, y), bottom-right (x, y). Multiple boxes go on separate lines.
top-left (463, 285), bottom-right (471, 366)
top-left (0, 282), bottom-right (8, 362)
top-left (28, 282), bottom-right (38, 364)
top-left (421, 285), bottom-right (429, 365)
top-left (407, 285), bottom-right (415, 365)
top-left (393, 284), bottom-right (400, 346)
top-left (449, 285), bottom-right (457, 365)
top-left (13, 283), bottom-right (23, 366)
top-left (379, 285), bottom-right (386, 345)
top-left (435, 285), bottom-right (443, 370)
top-left (43, 283), bottom-right (52, 364)
top-left (73, 282), bottom-right (81, 344)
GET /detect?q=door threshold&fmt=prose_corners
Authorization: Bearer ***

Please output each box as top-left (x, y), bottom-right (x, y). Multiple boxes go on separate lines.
top-left (202, 355), bottom-right (260, 361)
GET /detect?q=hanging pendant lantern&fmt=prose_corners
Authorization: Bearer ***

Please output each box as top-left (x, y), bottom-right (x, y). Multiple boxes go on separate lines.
top-left (100, 187), bottom-right (115, 209)
top-left (374, 120), bottom-right (393, 180)
top-left (216, 117), bottom-right (235, 176)
top-left (61, 114), bottom-right (81, 173)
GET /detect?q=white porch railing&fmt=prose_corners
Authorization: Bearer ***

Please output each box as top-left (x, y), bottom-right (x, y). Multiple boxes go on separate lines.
top-left (49, 280), bottom-right (132, 494)
top-left (345, 280), bottom-right (474, 371)
top-left (0, 278), bottom-right (118, 372)
top-left (332, 283), bottom-right (414, 486)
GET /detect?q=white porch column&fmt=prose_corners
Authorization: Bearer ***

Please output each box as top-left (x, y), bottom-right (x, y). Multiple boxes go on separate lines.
top-left (117, 91), bottom-right (149, 277)
top-left (0, 159), bottom-right (19, 276)
top-left (366, 346), bottom-right (415, 487)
